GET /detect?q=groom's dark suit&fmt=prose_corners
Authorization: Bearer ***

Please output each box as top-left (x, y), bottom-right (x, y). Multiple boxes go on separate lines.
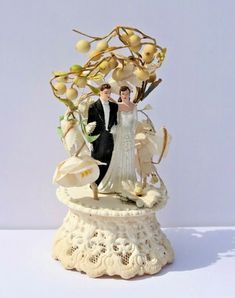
top-left (87, 99), bottom-right (118, 185)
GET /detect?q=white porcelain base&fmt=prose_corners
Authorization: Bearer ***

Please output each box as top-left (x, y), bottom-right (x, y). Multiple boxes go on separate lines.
top-left (52, 186), bottom-right (174, 279)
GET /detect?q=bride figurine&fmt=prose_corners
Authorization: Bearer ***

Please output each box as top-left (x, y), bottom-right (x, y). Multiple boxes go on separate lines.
top-left (98, 85), bottom-right (137, 195)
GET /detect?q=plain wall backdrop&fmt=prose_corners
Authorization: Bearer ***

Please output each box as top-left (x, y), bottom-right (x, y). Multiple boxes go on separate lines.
top-left (0, 0), bottom-right (234, 228)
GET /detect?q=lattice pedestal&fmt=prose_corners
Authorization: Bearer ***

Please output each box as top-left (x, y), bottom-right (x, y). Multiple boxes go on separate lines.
top-left (52, 186), bottom-right (174, 279)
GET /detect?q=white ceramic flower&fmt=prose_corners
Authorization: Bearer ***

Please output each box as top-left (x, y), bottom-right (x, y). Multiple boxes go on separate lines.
top-left (108, 63), bottom-right (142, 94)
top-left (60, 118), bottom-right (89, 156)
top-left (77, 95), bottom-right (94, 118)
top-left (85, 121), bottom-right (96, 135)
top-left (121, 180), bottom-right (144, 208)
top-left (146, 62), bottom-right (158, 74)
top-left (135, 122), bottom-right (171, 159)
top-left (109, 78), bottom-right (132, 95)
top-left (53, 155), bottom-right (105, 187)
top-left (121, 180), bottom-right (164, 208)
top-left (136, 119), bottom-right (154, 134)
top-left (155, 127), bottom-right (172, 158)
top-left (135, 120), bottom-right (171, 184)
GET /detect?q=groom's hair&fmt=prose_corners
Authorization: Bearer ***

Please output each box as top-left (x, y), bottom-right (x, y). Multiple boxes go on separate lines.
top-left (100, 83), bottom-right (111, 91)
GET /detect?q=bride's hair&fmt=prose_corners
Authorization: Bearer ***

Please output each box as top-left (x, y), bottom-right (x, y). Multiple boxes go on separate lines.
top-left (118, 86), bottom-right (131, 102)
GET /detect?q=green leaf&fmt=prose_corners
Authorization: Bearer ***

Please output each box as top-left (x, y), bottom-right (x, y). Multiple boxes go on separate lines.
top-left (87, 83), bottom-right (100, 95)
top-left (80, 119), bottom-right (87, 131)
top-left (86, 134), bottom-right (100, 143)
top-left (56, 126), bottom-right (63, 139)
top-left (53, 71), bottom-right (68, 77)
top-left (59, 115), bottom-right (64, 121)
top-left (58, 98), bottom-right (76, 111)
top-left (80, 119), bottom-right (99, 143)
top-left (88, 73), bottom-right (103, 81)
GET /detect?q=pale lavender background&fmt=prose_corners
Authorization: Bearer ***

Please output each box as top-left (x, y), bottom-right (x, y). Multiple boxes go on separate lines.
top-left (0, 0), bottom-right (234, 228)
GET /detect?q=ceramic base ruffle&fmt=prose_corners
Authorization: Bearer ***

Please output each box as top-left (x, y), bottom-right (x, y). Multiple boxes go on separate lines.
top-left (52, 186), bottom-right (174, 279)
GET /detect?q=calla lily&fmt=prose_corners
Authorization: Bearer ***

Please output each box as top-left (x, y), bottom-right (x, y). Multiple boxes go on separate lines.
top-left (136, 119), bottom-right (154, 133)
top-left (135, 121), bottom-right (171, 180)
top-left (60, 118), bottom-right (89, 156)
top-left (155, 127), bottom-right (172, 158)
top-left (53, 155), bottom-right (105, 187)
top-left (135, 123), bottom-right (171, 159)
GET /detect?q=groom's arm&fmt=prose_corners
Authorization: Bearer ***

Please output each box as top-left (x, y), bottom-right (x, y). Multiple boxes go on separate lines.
top-left (87, 104), bottom-right (95, 124)
top-left (114, 103), bottom-right (118, 125)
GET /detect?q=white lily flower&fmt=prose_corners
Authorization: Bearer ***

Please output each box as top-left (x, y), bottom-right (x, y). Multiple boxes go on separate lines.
top-left (135, 121), bottom-right (171, 179)
top-left (155, 127), bottom-right (172, 158)
top-left (109, 63), bottom-right (142, 94)
top-left (146, 62), bottom-right (158, 74)
top-left (109, 78), bottom-right (133, 95)
top-left (60, 118), bottom-right (89, 156)
top-left (126, 75), bottom-right (142, 88)
top-left (53, 155), bottom-right (105, 187)
top-left (77, 95), bottom-right (94, 118)
top-left (135, 122), bottom-right (171, 159)
top-left (109, 78), bottom-right (122, 94)
top-left (85, 121), bottom-right (96, 135)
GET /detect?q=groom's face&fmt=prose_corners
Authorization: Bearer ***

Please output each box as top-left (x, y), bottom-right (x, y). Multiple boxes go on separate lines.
top-left (100, 88), bottom-right (111, 101)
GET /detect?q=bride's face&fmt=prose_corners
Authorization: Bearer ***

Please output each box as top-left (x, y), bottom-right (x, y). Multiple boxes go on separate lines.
top-left (120, 90), bottom-right (130, 101)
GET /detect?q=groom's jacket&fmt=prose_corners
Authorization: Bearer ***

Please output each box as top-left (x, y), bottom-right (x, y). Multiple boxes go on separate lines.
top-left (87, 99), bottom-right (118, 136)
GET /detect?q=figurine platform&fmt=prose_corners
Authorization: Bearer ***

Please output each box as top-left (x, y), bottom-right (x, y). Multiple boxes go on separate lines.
top-left (52, 185), bottom-right (174, 279)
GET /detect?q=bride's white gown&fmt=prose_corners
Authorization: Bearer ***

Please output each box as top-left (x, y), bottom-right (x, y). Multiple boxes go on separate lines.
top-left (98, 106), bottom-right (137, 194)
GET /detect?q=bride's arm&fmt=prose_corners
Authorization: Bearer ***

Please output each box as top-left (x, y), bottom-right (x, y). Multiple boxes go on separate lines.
top-left (133, 104), bottom-right (138, 133)
top-left (134, 104), bottom-right (138, 120)
top-left (117, 102), bottom-right (122, 112)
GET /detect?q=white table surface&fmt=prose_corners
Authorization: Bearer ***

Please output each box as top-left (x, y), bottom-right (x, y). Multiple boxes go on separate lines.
top-left (0, 227), bottom-right (234, 298)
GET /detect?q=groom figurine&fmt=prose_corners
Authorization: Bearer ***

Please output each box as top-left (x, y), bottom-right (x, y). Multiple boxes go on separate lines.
top-left (87, 83), bottom-right (118, 197)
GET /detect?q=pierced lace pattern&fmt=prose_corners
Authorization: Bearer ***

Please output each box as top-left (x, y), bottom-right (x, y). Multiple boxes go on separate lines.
top-left (52, 209), bottom-right (174, 279)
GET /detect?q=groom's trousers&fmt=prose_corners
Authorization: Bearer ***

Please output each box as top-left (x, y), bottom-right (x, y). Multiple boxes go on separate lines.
top-left (91, 130), bottom-right (114, 186)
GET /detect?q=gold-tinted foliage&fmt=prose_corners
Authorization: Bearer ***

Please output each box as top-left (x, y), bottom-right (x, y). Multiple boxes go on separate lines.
top-left (50, 25), bottom-right (166, 113)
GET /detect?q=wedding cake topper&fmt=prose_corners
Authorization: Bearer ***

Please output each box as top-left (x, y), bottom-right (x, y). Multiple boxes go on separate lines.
top-left (50, 26), bottom-right (174, 279)
top-left (50, 25), bottom-right (171, 207)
